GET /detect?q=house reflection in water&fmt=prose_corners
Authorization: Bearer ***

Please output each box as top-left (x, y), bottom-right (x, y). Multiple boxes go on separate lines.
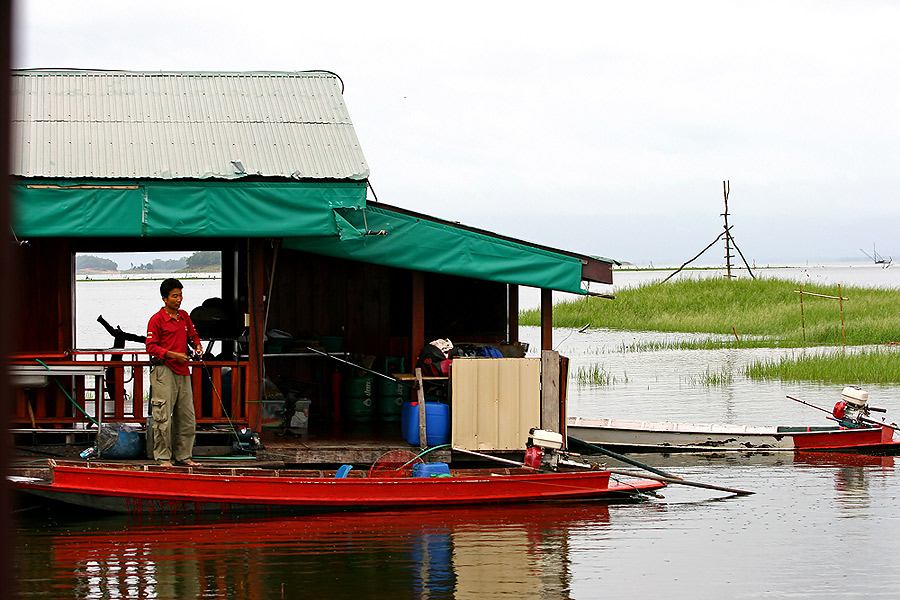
top-left (16, 503), bottom-right (614, 599)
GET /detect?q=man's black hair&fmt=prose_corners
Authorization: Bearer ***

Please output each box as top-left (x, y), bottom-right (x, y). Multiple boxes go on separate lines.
top-left (160, 278), bottom-right (183, 300)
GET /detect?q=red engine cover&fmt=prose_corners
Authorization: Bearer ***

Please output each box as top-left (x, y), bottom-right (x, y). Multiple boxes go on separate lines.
top-left (833, 400), bottom-right (847, 419)
top-left (524, 446), bottom-right (543, 469)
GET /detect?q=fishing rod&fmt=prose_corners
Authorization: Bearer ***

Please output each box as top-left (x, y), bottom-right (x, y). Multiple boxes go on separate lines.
top-left (787, 395), bottom-right (900, 432)
top-left (786, 395), bottom-right (834, 416)
top-left (188, 342), bottom-right (257, 451)
top-left (303, 346), bottom-right (418, 390)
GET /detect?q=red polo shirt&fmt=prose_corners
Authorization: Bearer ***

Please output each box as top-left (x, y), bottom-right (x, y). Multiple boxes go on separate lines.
top-left (146, 307), bottom-right (201, 376)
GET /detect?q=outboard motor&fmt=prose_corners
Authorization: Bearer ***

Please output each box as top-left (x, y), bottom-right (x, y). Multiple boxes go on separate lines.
top-left (833, 386), bottom-right (870, 427)
top-left (525, 428), bottom-right (564, 469)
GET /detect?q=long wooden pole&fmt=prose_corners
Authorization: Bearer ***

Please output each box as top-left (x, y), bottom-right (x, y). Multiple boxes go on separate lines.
top-left (606, 469), bottom-right (754, 496)
top-left (799, 284), bottom-right (806, 344)
top-left (839, 283), bottom-right (846, 344)
top-left (416, 368), bottom-right (427, 449)
top-left (662, 231), bottom-right (726, 283)
top-left (453, 446), bottom-right (755, 496)
top-left (723, 180), bottom-right (732, 278)
top-left (568, 436), bottom-right (678, 479)
top-left (452, 446), bottom-right (534, 468)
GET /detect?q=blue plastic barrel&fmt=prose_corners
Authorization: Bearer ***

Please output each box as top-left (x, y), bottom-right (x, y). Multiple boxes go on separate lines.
top-left (401, 401), bottom-right (450, 446)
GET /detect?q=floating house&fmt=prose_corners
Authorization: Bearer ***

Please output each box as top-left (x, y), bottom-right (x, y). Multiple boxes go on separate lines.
top-left (9, 69), bottom-right (614, 462)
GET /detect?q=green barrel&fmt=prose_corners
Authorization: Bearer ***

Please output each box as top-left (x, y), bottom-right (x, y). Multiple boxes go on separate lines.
top-left (344, 373), bottom-right (375, 422)
top-left (376, 357), bottom-right (407, 422)
top-left (376, 377), bottom-right (410, 422)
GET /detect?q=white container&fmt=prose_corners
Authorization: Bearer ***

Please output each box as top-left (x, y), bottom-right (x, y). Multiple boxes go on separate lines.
top-left (841, 386), bottom-right (869, 407)
top-left (289, 399), bottom-right (311, 432)
top-left (530, 429), bottom-right (564, 450)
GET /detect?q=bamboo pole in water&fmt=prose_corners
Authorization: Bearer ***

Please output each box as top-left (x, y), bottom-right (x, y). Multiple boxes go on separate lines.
top-left (839, 284), bottom-right (846, 344)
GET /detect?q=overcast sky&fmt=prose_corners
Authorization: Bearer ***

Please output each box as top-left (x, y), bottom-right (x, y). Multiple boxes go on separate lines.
top-left (14, 0), bottom-right (900, 266)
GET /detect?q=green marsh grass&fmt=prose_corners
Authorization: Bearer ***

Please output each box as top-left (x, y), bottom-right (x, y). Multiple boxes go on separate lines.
top-left (745, 346), bottom-right (900, 384)
top-left (685, 366), bottom-right (734, 387)
top-left (522, 277), bottom-right (900, 348)
top-left (574, 364), bottom-right (627, 386)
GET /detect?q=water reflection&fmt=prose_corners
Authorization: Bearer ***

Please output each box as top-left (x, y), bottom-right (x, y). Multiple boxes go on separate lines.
top-left (15, 502), bottom-right (615, 600)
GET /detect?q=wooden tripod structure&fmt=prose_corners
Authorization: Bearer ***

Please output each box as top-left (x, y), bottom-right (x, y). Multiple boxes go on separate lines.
top-left (664, 180), bottom-right (755, 283)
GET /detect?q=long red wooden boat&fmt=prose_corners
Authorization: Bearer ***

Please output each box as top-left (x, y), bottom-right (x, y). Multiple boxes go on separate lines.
top-left (9, 460), bottom-right (665, 515)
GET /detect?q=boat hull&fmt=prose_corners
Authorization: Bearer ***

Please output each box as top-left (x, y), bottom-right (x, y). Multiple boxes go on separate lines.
top-left (567, 416), bottom-right (900, 454)
top-left (9, 462), bottom-right (665, 515)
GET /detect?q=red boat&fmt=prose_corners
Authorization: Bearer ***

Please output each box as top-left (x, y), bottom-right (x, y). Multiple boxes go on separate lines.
top-left (9, 460), bottom-right (665, 515)
top-left (567, 389), bottom-right (900, 455)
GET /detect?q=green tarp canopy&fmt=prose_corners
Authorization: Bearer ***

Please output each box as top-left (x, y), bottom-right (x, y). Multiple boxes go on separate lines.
top-left (11, 179), bottom-right (367, 238)
top-left (285, 205), bottom-right (589, 294)
top-left (12, 178), bottom-right (595, 293)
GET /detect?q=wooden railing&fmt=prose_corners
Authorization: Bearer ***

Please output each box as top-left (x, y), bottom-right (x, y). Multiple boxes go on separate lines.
top-left (10, 352), bottom-right (248, 429)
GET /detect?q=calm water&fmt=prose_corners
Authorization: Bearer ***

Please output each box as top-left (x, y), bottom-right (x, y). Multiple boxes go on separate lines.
top-left (13, 263), bottom-right (900, 599)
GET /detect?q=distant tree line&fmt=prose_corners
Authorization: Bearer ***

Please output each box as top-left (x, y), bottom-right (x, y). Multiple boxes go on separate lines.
top-left (75, 255), bottom-right (118, 271)
top-left (185, 251), bottom-right (221, 268)
top-left (76, 251), bottom-right (222, 272)
top-left (130, 257), bottom-right (189, 271)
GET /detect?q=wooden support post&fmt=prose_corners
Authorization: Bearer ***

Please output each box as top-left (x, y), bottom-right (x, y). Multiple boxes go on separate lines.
top-left (211, 368), bottom-right (223, 418)
top-left (508, 284), bottom-right (519, 344)
top-left (113, 366), bottom-right (125, 420)
top-left (416, 367), bottom-right (427, 449)
top-left (559, 355), bottom-right (569, 444)
top-left (191, 366), bottom-right (203, 419)
top-left (133, 366), bottom-right (144, 418)
top-left (541, 350), bottom-right (560, 432)
top-left (412, 271), bottom-right (425, 363)
top-left (540, 288), bottom-right (553, 351)
top-left (246, 239), bottom-right (266, 432)
top-left (232, 364), bottom-right (243, 418)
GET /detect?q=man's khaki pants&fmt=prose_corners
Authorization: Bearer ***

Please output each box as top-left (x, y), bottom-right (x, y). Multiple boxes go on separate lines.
top-left (149, 365), bottom-right (196, 463)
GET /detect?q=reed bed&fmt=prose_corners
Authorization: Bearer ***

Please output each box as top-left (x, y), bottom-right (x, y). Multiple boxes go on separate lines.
top-left (685, 366), bottom-right (735, 387)
top-left (573, 364), bottom-right (627, 386)
top-left (745, 347), bottom-right (900, 384)
top-left (522, 277), bottom-right (900, 348)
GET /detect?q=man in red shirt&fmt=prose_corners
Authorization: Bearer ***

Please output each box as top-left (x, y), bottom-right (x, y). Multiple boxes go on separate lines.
top-left (146, 278), bottom-right (203, 467)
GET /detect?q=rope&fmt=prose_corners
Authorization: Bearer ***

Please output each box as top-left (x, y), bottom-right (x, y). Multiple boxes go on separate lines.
top-left (400, 443), bottom-right (451, 469)
top-left (35, 359), bottom-right (99, 426)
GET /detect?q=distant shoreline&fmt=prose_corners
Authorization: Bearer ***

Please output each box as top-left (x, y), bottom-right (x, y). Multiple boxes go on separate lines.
top-left (76, 273), bottom-right (221, 282)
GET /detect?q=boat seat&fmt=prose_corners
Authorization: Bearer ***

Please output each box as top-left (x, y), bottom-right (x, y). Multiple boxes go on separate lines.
top-left (335, 465), bottom-right (353, 478)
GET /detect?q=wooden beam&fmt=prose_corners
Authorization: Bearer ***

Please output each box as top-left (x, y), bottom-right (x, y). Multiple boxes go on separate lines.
top-left (559, 355), bottom-right (569, 446)
top-left (416, 368), bottom-right (428, 449)
top-left (59, 241), bottom-right (74, 352)
top-left (508, 284), bottom-right (519, 344)
top-left (540, 288), bottom-right (553, 351)
top-left (412, 271), bottom-right (425, 362)
top-left (581, 258), bottom-right (614, 284)
top-left (541, 350), bottom-right (560, 432)
top-left (246, 239), bottom-right (266, 432)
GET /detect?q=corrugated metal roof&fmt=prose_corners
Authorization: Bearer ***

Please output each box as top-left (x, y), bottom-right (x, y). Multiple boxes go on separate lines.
top-left (11, 70), bottom-right (370, 180)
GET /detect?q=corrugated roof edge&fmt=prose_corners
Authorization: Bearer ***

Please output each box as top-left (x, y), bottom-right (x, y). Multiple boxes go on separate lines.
top-left (13, 68), bottom-right (340, 77)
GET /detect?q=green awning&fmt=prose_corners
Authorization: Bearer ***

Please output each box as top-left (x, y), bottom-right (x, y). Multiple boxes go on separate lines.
top-left (11, 179), bottom-right (367, 238)
top-left (284, 205), bottom-right (588, 294)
